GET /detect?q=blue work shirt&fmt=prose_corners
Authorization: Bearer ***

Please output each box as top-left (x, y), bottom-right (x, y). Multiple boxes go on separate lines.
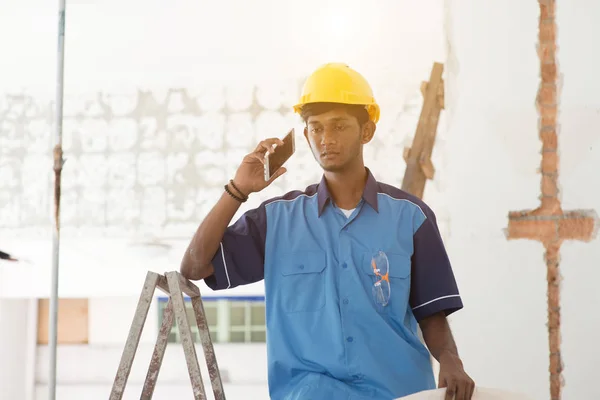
top-left (205, 168), bottom-right (463, 400)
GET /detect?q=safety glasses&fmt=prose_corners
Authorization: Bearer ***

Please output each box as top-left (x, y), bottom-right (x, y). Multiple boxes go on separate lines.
top-left (371, 251), bottom-right (390, 307)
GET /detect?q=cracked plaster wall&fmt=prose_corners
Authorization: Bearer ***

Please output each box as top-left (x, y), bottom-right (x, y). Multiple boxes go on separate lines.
top-left (0, 1), bottom-right (450, 244)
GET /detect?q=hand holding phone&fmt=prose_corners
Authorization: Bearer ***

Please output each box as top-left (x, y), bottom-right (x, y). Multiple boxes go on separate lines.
top-left (264, 128), bottom-right (295, 181)
top-left (230, 130), bottom-right (295, 196)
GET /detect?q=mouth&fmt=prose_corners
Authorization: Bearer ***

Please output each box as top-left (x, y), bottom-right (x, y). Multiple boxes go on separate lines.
top-left (321, 152), bottom-right (339, 159)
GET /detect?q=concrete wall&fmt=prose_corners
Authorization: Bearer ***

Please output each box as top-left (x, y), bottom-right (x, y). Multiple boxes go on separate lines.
top-left (1, 0), bottom-right (599, 399)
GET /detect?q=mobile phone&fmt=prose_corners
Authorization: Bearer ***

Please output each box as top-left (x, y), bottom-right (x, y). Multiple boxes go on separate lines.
top-left (264, 128), bottom-right (295, 181)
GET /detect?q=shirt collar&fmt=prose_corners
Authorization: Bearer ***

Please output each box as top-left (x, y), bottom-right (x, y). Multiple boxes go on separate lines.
top-left (317, 167), bottom-right (379, 217)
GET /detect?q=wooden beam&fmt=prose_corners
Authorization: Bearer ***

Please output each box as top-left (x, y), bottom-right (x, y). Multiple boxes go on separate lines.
top-left (401, 62), bottom-right (445, 199)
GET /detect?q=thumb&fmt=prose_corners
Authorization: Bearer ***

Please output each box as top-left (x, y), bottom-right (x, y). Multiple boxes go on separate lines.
top-left (438, 376), bottom-right (447, 388)
top-left (267, 167), bottom-right (287, 185)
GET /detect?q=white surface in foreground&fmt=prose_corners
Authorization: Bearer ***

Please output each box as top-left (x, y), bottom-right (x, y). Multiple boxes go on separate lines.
top-left (396, 387), bottom-right (534, 400)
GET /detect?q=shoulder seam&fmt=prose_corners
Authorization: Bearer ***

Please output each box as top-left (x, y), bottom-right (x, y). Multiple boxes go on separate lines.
top-left (377, 192), bottom-right (427, 219)
top-left (265, 192), bottom-right (317, 208)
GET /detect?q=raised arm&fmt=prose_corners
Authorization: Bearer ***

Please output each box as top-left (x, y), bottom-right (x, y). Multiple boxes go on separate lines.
top-left (180, 138), bottom-right (287, 283)
top-left (180, 192), bottom-right (244, 280)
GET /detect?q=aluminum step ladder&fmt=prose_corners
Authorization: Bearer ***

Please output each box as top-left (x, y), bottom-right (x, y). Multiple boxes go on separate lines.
top-left (109, 271), bottom-right (226, 400)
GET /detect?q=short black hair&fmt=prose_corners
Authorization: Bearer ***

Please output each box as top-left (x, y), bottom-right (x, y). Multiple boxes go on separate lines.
top-left (299, 102), bottom-right (370, 126)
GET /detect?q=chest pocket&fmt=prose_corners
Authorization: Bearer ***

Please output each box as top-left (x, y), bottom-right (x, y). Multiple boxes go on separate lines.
top-left (361, 252), bottom-right (411, 316)
top-left (278, 251), bottom-right (327, 313)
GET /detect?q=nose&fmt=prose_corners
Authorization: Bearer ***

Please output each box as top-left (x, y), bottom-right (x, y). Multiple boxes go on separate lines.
top-left (320, 127), bottom-right (338, 146)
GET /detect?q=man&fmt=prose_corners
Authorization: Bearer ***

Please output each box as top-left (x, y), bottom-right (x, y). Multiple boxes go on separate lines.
top-left (181, 63), bottom-right (474, 400)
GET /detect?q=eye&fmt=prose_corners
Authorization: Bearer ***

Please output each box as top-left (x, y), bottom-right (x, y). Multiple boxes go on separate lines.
top-left (335, 124), bottom-right (346, 131)
top-left (311, 127), bottom-right (323, 134)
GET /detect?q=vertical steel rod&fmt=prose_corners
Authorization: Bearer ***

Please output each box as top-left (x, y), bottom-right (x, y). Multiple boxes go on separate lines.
top-left (48, 0), bottom-right (66, 398)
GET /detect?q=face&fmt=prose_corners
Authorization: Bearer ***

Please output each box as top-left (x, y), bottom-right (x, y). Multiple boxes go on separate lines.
top-left (303, 108), bottom-right (375, 172)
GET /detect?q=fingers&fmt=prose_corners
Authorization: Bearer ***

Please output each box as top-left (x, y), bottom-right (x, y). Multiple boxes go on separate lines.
top-left (457, 375), bottom-right (475, 399)
top-left (266, 167), bottom-right (287, 185)
top-left (450, 378), bottom-right (476, 400)
top-left (248, 137), bottom-right (286, 164)
top-left (254, 138), bottom-right (285, 155)
top-left (443, 380), bottom-right (456, 400)
top-left (438, 376), bottom-right (446, 389)
top-left (247, 152), bottom-right (266, 165)
top-left (467, 377), bottom-right (476, 399)
top-left (455, 380), bottom-right (466, 400)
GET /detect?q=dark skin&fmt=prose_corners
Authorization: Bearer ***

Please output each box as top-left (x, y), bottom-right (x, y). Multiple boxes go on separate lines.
top-left (420, 312), bottom-right (476, 400)
top-left (179, 137), bottom-right (287, 281)
top-left (303, 109), bottom-right (375, 209)
top-left (181, 106), bottom-right (475, 399)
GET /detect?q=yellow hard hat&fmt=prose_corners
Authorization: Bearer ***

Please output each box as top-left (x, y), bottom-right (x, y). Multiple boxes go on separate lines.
top-left (293, 63), bottom-right (380, 123)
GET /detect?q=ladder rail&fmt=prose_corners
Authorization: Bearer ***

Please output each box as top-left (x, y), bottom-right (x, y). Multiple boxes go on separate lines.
top-left (191, 295), bottom-right (226, 400)
top-left (109, 271), bottom-right (160, 400)
top-left (165, 271), bottom-right (208, 400)
top-left (140, 298), bottom-right (174, 399)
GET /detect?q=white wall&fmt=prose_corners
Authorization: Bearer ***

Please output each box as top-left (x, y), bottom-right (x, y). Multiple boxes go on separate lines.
top-left (541, 1), bottom-right (600, 397)
top-left (2, 0), bottom-right (599, 399)
top-left (444, 1), bottom-right (600, 399)
top-left (0, 299), bottom-right (36, 400)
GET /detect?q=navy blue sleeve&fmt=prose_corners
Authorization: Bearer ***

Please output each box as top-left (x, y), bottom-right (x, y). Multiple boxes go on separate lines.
top-left (204, 203), bottom-right (267, 291)
top-left (409, 206), bottom-right (463, 322)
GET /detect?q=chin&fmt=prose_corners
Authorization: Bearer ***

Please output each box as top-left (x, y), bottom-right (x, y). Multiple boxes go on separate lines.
top-left (319, 162), bottom-right (346, 172)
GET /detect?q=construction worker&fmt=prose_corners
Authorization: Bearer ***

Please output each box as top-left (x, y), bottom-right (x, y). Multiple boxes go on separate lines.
top-left (181, 63), bottom-right (475, 400)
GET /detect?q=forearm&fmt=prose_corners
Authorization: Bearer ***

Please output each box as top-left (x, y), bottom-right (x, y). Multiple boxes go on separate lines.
top-left (180, 191), bottom-right (243, 280)
top-left (419, 311), bottom-right (461, 364)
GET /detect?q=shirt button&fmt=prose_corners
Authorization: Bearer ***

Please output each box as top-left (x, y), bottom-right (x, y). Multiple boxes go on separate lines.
top-left (343, 299), bottom-right (349, 305)
top-left (342, 263), bottom-right (348, 269)
top-left (298, 264), bottom-right (304, 270)
top-left (346, 336), bottom-right (353, 342)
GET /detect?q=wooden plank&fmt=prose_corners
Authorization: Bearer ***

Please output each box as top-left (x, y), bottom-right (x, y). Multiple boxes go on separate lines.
top-left (37, 298), bottom-right (89, 344)
top-left (401, 62), bottom-right (445, 199)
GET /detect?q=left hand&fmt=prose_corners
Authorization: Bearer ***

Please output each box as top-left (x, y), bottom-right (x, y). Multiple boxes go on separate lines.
top-left (438, 351), bottom-right (475, 400)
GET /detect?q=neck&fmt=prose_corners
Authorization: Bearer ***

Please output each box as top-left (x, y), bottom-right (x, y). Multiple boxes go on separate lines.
top-left (323, 163), bottom-right (368, 210)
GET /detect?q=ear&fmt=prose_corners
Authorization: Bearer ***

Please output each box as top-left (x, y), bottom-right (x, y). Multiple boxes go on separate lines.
top-left (361, 121), bottom-right (376, 144)
top-left (303, 126), bottom-right (310, 145)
